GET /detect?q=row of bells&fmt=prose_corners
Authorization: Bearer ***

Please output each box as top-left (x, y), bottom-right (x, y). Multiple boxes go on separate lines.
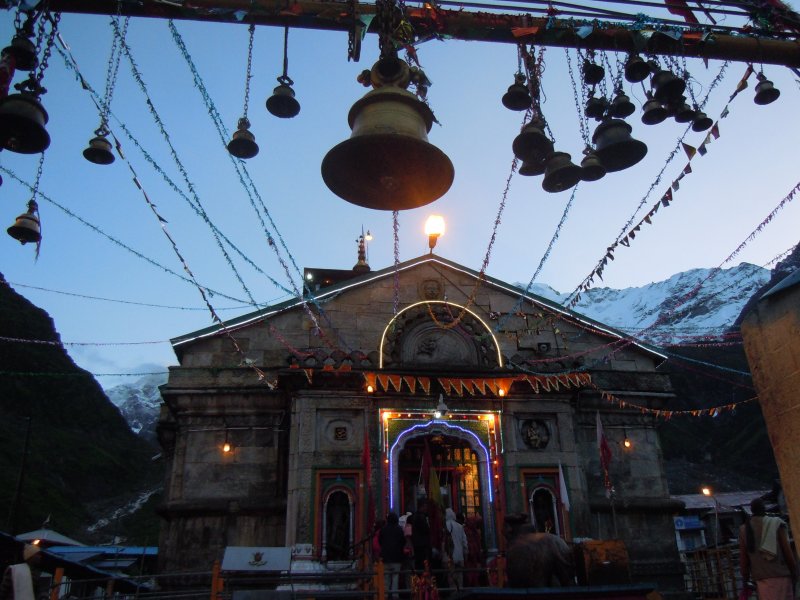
top-left (512, 117), bottom-right (647, 193)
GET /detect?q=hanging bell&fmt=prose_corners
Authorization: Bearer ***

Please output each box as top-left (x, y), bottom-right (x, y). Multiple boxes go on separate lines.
top-left (7, 200), bottom-right (41, 245)
top-left (592, 119), bottom-right (648, 173)
top-left (512, 118), bottom-right (554, 164)
top-left (624, 55), bottom-right (651, 83)
top-left (641, 93), bottom-right (667, 125)
top-left (754, 73), bottom-right (780, 105)
top-left (2, 33), bottom-right (38, 71)
top-left (321, 58), bottom-right (453, 211)
top-left (227, 117), bottom-right (259, 159)
top-left (580, 151), bottom-right (606, 182)
top-left (585, 95), bottom-right (608, 121)
top-left (542, 152), bottom-right (582, 193)
top-left (518, 155), bottom-right (547, 177)
top-left (670, 100), bottom-right (696, 124)
top-left (501, 73), bottom-right (532, 111)
top-left (266, 79), bottom-right (301, 118)
top-left (610, 91), bottom-right (635, 118)
top-left (83, 132), bottom-right (115, 165)
top-left (691, 110), bottom-right (713, 132)
top-left (651, 69), bottom-right (686, 103)
top-left (583, 60), bottom-right (605, 86)
top-left (0, 92), bottom-right (50, 154)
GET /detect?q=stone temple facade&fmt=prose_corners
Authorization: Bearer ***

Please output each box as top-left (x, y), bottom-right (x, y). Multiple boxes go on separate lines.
top-left (156, 253), bottom-right (683, 589)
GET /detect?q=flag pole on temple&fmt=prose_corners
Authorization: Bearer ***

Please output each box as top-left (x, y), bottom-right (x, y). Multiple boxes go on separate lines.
top-left (596, 411), bottom-right (618, 538)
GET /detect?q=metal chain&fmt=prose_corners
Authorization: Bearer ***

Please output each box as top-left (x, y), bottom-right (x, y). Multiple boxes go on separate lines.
top-left (30, 152), bottom-right (46, 200)
top-left (565, 48), bottom-right (590, 148)
top-left (278, 26), bottom-right (292, 85)
top-left (34, 11), bottom-right (60, 86)
top-left (99, 14), bottom-right (128, 134)
top-left (242, 23), bottom-right (255, 118)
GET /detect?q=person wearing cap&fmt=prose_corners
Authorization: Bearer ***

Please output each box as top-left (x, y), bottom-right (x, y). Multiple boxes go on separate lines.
top-left (0, 544), bottom-right (42, 600)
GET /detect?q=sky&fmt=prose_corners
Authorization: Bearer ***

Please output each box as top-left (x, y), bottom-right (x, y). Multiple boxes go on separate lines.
top-left (0, 8), bottom-right (798, 387)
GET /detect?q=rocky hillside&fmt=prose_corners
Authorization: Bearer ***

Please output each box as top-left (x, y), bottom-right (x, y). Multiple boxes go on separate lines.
top-left (0, 273), bottom-right (162, 543)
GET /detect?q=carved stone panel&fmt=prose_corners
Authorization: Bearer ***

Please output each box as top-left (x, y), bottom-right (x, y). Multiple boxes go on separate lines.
top-left (518, 418), bottom-right (553, 450)
top-left (316, 410), bottom-right (362, 452)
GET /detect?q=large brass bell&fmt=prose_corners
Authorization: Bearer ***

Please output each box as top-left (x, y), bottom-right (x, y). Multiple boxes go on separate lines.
top-left (0, 92), bottom-right (50, 154)
top-left (583, 60), bottom-right (605, 86)
top-left (502, 73), bottom-right (532, 111)
top-left (2, 34), bottom-right (38, 71)
top-left (754, 73), bottom-right (780, 105)
top-left (670, 100), bottom-right (696, 124)
top-left (83, 132), bottom-right (115, 165)
top-left (321, 56), bottom-right (454, 211)
top-left (266, 78), bottom-right (301, 118)
top-left (227, 117), bottom-right (259, 159)
top-left (580, 151), bottom-right (606, 182)
top-left (7, 200), bottom-right (41, 245)
top-left (542, 152), bottom-right (582, 193)
top-left (651, 69), bottom-right (686, 103)
top-left (624, 54), bottom-right (650, 83)
top-left (592, 119), bottom-right (647, 172)
top-left (610, 91), bottom-right (635, 118)
top-left (585, 95), bottom-right (608, 120)
top-left (518, 155), bottom-right (547, 177)
top-left (512, 118), bottom-right (554, 164)
top-left (641, 93), bottom-right (667, 125)
top-left (691, 110), bottom-right (713, 132)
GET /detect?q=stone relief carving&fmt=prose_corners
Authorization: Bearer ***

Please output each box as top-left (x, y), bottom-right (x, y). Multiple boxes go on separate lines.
top-left (419, 279), bottom-right (443, 300)
top-left (520, 419), bottom-right (551, 449)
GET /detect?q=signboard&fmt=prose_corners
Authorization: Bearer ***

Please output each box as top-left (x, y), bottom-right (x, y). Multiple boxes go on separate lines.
top-left (673, 515), bottom-right (703, 530)
top-left (221, 547), bottom-right (292, 573)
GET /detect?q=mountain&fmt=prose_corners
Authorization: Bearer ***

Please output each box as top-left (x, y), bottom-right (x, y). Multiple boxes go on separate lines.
top-left (0, 273), bottom-right (162, 543)
top-left (105, 374), bottom-right (167, 444)
top-left (520, 262), bottom-right (771, 344)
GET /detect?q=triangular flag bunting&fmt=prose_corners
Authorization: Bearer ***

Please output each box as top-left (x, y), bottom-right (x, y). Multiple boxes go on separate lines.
top-left (403, 375), bottom-right (417, 394)
top-left (682, 142), bottom-right (697, 160)
top-left (697, 143), bottom-right (707, 156)
top-left (683, 163), bottom-right (693, 175)
top-left (710, 123), bottom-right (720, 139)
top-left (388, 374), bottom-right (403, 392)
top-left (418, 377), bottom-right (431, 394)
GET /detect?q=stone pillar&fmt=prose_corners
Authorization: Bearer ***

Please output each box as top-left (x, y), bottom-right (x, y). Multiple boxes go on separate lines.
top-left (740, 275), bottom-right (800, 526)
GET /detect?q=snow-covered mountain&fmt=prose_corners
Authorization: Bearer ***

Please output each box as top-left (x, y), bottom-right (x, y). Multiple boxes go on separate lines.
top-left (520, 262), bottom-right (771, 345)
top-left (106, 262), bottom-right (778, 437)
top-left (105, 373), bottom-right (167, 443)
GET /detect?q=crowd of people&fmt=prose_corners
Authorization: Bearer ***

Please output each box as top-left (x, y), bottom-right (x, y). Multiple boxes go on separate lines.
top-left (372, 500), bottom-right (485, 598)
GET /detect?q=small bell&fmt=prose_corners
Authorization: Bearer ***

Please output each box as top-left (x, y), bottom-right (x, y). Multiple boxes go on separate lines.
top-left (670, 100), bottom-right (696, 124)
top-left (583, 60), bottom-right (605, 86)
top-left (691, 110), bottom-right (713, 132)
top-left (754, 73), bottom-right (780, 105)
top-left (227, 117), bottom-right (259, 159)
top-left (542, 152), bottom-right (582, 193)
top-left (651, 69), bottom-right (686, 103)
top-left (512, 118), bottom-right (554, 164)
top-left (0, 92), bottom-right (50, 154)
top-left (518, 155), bottom-right (547, 177)
top-left (2, 33), bottom-right (38, 71)
top-left (266, 79), bottom-right (301, 118)
top-left (585, 95), bottom-right (608, 121)
top-left (624, 55), bottom-right (651, 83)
top-left (7, 199), bottom-right (41, 245)
top-left (501, 74), bottom-right (532, 111)
top-left (592, 119), bottom-right (648, 172)
top-left (580, 151), bottom-right (606, 182)
top-left (83, 132), bottom-right (115, 165)
top-left (610, 91), bottom-right (635, 119)
top-left (641, 93), bottom-right (667, 125)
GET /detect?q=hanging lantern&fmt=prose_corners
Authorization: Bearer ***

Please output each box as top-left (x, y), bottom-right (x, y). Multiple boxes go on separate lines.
top-left (542, 152), bottom-right (582, 193)
top-left (83, 132), bottom-right (115, 165)
top-left (651, 69), bottom-right (686, 103)
top-left (624, 54), bottom-right (650, 83)
top-left (753, 73), bottom-right (780, 105)
top-left (585, 95), bottom-right (608, 120)
top-left (0, 91), bottom-right (50, 154)
top-left (512, 117), bottom-right (554, 164)
top-left (691, 110), bottom-right (713, 132)
top-left (266, 78), bottom-right (300, 118)
top-left (7, 199), bottom-right (41, 244)
top-left (227, 117), bottom-right (259, 159)
top-left (321, 55), bottom-right (453, 211)
top-left (592, 119), bottom-right (647, 172)
top-left (610, 91), bottom-right (635, 119)
top-left (582, 60), bottom-right (605, 86)
top-left (501, 73), bottom-right (532, 111)
top-left (641, 93), bottom-right (667, 125)
top-left (580, 151), bottom-right (606, 182)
